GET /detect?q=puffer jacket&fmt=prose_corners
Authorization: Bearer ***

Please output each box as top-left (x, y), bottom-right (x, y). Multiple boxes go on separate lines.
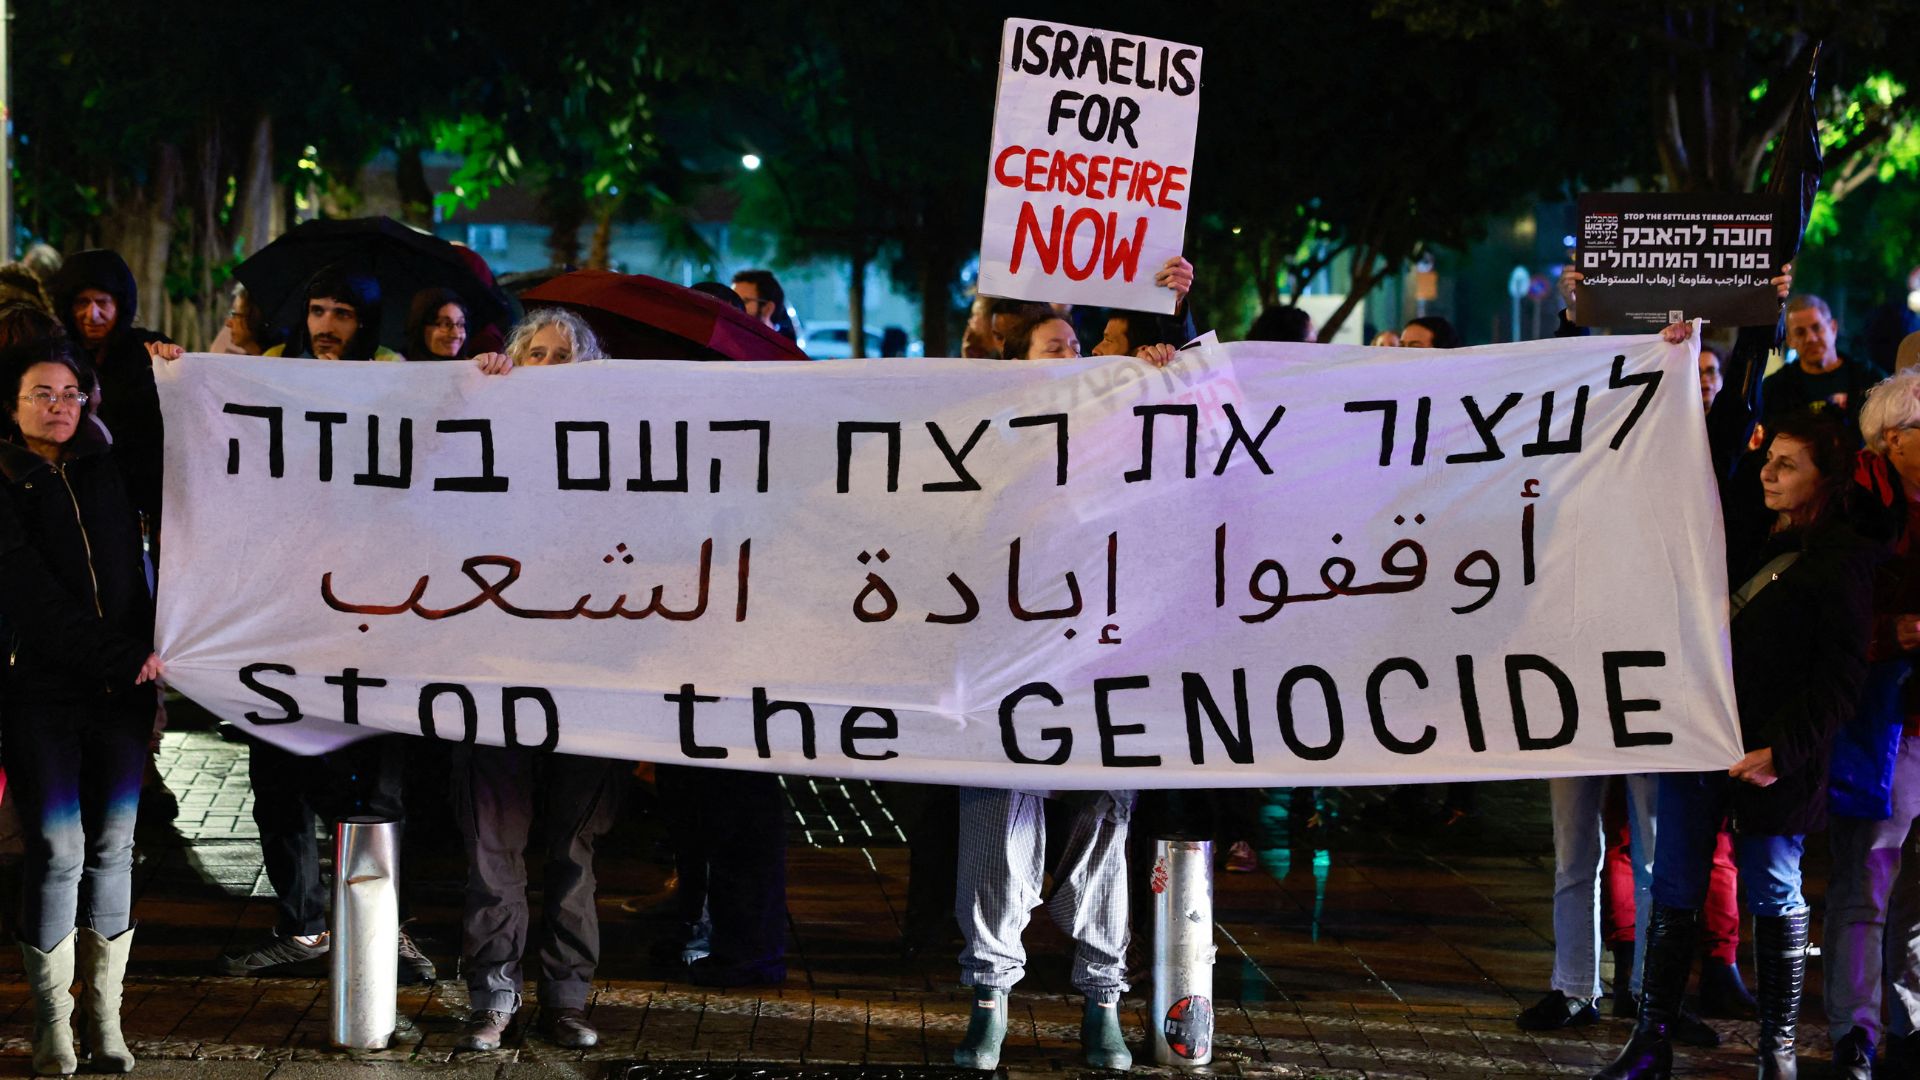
top-left (0, 422), bottom-right (153, 703)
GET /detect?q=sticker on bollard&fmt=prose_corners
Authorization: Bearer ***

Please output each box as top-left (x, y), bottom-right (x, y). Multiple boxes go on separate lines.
top-left (1163, 994), bottom-right (1214, 1059)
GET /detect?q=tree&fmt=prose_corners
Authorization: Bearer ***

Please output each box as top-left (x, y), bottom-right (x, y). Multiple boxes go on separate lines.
top-left (1185, 0), bottom-right (1652, 337)
top-left (11, 0), bottom-right (487, 345)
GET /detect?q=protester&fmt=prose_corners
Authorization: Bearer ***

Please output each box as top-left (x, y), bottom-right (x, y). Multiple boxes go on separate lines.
top-left (1516, 771), bottom-right (1658, 1033)
top-left (263, 266), bottom-right (400, 361)
top-left (0, 305), bottom-right (69, 352)
top-left (448, 323), bottom-right (626, 1049)
top-left (1822, 371), bottom-right (1920, 1078)
top-left (731, 269), bottom-right (795, 340)
top-left (690, 281), bottom-right (747, 311)
top-left (952, 265), bottom-right (1193, 1073)
top-left (1399, 315), bottom-right (1462, 349)
top-left (494, 307), bottom-right (602, 367)
top-left (403, 288), bottom-right (471, 362)
top-left (1001, 313), bottom-right (1079, 361)
top-left (48, 250), bottom-right (172, 524)
top-left (985, 299), bottom-right (1053, 357)
top-left (451, 743), bottom-right (629, 1050)
top-left (1246, 305), bottom-right (1314, 343)
top-left (211, 284), bottom-right (282, 356)
top-left (218, 253), bottom-right (435, 984)
top-left (962, 295), bottom-right (998, 358)
top-left (218, 735), bottom-right (436, 984)
top-left (0, 338), bottom-right (163, 1075)
top-left (1762, 294), bottom-right (1888, 432)
top-left (1596, 323), bottom-right (1881, 1080)
top-left (1699, 341), bottom-right (1727, 410)
top-left (0, 264), bottom-right (54, 312)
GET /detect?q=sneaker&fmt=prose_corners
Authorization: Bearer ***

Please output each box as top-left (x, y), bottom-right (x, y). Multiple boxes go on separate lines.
top-left (458, 1009), bottom-right (513, 1052)
top-left (537, 1007), bottom-right (599, 1049)
top-left (1515, 989), bottom-right (1598, 1031)
top-left (1223, 840), bottom-right (1259, 873)
top-left (219, 931), bottom-right (328, 975)
top-left (396, 927), bottom-right (437, 985)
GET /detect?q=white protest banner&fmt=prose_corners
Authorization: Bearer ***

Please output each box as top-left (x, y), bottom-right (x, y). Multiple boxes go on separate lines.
top-left (155, 336), bottom-right (1741, 788)
top-left (976, 19), bottom-right (1201, 314)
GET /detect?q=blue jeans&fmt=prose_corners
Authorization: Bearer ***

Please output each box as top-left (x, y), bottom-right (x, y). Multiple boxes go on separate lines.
top-left (1549, 774), bottom-right (1657, 999)
top-left (1, 698), bottom-right (150, 951)
top-left (1652, 771), bottom-right (1806, 916)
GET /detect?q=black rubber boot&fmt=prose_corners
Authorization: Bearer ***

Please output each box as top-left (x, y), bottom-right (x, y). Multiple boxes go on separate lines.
top-left (1593, 904), bottom-right (1699, 1080)
top-left (1752, 910), bottom-right (1807, 1080)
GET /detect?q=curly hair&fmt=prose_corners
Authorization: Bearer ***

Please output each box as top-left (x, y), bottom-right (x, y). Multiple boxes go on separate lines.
top-left (504, 307), bottom-right (603, 365)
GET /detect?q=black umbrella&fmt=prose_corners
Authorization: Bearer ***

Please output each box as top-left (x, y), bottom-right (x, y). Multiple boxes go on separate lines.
top-left (232, 216), bottom-right (511, 352)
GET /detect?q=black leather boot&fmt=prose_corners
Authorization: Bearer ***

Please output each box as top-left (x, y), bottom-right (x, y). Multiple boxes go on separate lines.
top-left (1593, 904), bottom-right (1700, 1080)
top-left (1752, 910), bottom-right (1807, 1080)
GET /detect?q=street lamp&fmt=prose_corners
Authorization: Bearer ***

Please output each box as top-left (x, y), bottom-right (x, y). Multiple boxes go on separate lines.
top-left (741, 153), bottom-right (762, 171)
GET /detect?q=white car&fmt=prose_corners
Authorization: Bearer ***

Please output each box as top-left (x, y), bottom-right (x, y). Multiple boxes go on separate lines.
top-left (799, 321), bottom-right (924, 360)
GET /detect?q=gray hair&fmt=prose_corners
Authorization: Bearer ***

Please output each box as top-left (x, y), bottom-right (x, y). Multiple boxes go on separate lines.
top-left (1787, 294), bottom-right (1833, 322)
top-left (1859, 367), bottom-right (1920, 453)
top-left (505, 307), bottom-right (603, 363)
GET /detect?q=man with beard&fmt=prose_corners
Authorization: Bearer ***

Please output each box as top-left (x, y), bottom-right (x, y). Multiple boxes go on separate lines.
top-left (264, 266), bottom-right (401, 362)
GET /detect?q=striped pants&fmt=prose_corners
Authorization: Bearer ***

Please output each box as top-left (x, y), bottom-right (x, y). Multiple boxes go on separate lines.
top-left (955, 787), bottom-right (1135, 999)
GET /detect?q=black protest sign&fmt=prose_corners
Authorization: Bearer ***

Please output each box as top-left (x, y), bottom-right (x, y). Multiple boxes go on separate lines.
top-left (1574, 193), bottom-right (1794, 330)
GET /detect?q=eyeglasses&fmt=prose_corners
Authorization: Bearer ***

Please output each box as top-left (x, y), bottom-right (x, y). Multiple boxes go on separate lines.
top-left (431, 319), bottom-right (468, 333)
top-left (19, 390), bottom-right (88, 409)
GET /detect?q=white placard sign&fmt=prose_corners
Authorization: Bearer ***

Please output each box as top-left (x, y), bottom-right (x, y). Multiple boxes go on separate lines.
top-left (155, 335), bottom-right (1741, 788)
top-left (976, 19), bottom-right (1203, 314)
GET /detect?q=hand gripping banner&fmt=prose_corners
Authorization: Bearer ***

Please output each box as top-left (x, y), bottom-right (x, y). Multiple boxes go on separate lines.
top-left (155, 336), bottom-right (1740, 787)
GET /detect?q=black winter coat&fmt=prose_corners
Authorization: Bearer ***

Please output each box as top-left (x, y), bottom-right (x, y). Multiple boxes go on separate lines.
top-left (0, 425), bottom-right (154, 704)
top-left (1724, 514), bottom-right (1880, 835)
top-left (49, 249), bottom-right (170, 525)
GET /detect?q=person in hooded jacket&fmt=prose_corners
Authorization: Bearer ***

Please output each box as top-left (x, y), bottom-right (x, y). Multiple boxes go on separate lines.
top-left (1597, 322), bottom-right (1883, 1080)
top-left (0, 337), bottom-right (163, 1075)
top-left (47, 250), bottom-right (172, 531)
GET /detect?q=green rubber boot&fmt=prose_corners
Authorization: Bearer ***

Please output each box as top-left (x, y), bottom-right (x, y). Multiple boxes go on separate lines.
top-left (1081, 996), bottom-right (1132, 1070)
top-left (953, 987), bottom-right (1008, 1070)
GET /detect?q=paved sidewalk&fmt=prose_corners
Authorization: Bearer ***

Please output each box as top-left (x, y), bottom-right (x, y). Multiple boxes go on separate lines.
top-left (0, 725), bottom-right (1839, 1078)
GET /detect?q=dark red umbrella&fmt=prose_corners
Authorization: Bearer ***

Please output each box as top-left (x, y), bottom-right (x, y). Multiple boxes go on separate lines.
top-left (520, 270), bottom-right (810, 362)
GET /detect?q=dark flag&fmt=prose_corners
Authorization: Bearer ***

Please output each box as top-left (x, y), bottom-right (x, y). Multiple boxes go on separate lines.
top-left (1711, 43), bottom-right (1825, 483)
top-left (1766, 42), bottom-right (1825, 266)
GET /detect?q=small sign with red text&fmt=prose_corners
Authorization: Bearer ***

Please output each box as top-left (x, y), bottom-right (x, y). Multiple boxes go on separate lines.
top-left (978, 19), bottom-right (1202, 314)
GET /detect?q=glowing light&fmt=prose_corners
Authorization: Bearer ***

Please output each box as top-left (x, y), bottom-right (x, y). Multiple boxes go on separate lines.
top-left (741, 154), bottom-right (762, 171)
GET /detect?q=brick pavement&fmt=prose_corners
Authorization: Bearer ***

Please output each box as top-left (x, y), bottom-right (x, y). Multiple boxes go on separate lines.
top-left (0, 726), bottom-right (1845, 1078)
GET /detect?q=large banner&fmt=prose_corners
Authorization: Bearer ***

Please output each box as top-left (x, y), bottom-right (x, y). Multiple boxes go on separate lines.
top-left (1576, 193), bottom-right (1793, 330)
top-left (155, 337), bottom-right (1742, 788)
top-left (976, 19), bottom-right (1202, 313)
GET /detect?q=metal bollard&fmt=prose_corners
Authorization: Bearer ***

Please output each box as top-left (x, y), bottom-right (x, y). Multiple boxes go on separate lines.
top-left (1150, 839), bottom-right (1216, 1068)
top-left (331, 816), bottom-right (400, 1049)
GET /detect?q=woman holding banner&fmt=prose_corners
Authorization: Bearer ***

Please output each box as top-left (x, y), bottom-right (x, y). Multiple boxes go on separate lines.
top-left (1598, 322), bottom-right (1881, 1080)
top-left (0, 338), bottom-right (162, 1075)
top-left (954, 259), bottom-right (1194, 1073)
